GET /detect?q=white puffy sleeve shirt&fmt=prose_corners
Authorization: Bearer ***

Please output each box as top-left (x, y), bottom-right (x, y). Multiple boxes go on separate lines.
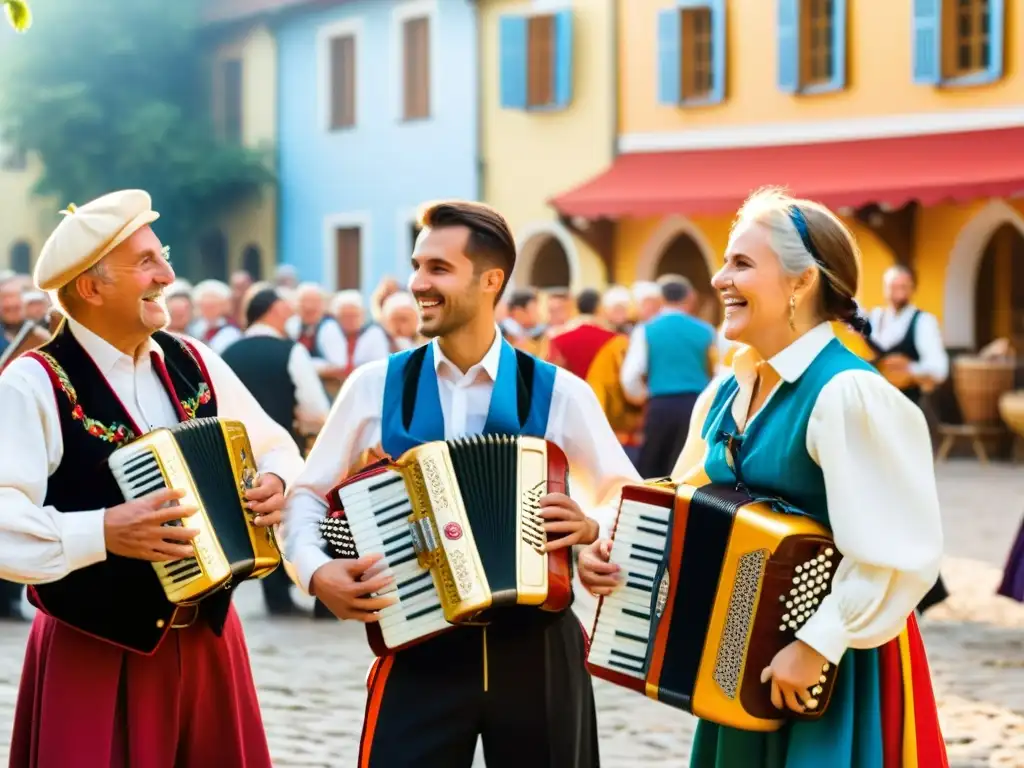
top-left (671, 324), bottom-right (944, 664)
top-left (0, 318), bottom-right (305, 585)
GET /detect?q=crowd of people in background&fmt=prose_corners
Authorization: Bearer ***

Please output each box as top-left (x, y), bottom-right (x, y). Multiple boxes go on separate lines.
top-left (0, 256), bottom-right (954, 618)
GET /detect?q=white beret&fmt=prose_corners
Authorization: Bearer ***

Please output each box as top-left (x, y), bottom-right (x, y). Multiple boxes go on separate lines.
top-left (34, 189), bottom-right (160, 291)
top-left (381, 290), bottom-right (417, 318)
top-left (331, 290), bottom-right (364, 313)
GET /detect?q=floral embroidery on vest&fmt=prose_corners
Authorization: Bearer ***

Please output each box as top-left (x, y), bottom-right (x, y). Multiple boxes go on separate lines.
top-left (36, 351), bottom-right (136, 445)
top-left (181, 382), bottom-right (212, 419)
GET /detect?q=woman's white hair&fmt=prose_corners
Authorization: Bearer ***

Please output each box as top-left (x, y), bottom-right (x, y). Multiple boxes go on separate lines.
top-left (735, 186), bottom-right (858, 293)
top-left (330, 289), bottom-right (364, 315)
top-left (191, 279), bottom-right (232, 303)
top-left (601, 285), bottom-right (632, 309)
top-left (381, 290), bottom-right (417, 319)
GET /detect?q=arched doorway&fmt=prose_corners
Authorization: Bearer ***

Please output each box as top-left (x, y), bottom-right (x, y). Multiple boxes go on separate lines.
top-left (198, 230), bottom-right (228, 281)
top-left (9, 241), bottom-right (31, 275)
top-left (654, 233), bottom-right (721, 326)
top-left (973, 223), bottom-right (1024, 350)
top-left (241, 244), bottom-right (263, 280)
top-left (528, 235), bottom-right (571, 288)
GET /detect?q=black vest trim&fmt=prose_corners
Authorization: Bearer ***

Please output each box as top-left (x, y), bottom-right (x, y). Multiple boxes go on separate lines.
top-left (399, 344), bottom-right (536, 432)
top-left (870, 309), bottom-right (923, 401)
top-left (28, 326), bottom-right (225, 654)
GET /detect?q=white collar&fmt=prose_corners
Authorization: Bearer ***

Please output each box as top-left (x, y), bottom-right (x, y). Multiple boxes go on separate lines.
top-left (66, 316), bottom-right (162, 377)
top-left (431, 325), bottom-right (503, 381)
top-left (245, 322), bottom-right (283, 339)
top-left (733, 322), bottom-right (836, 384)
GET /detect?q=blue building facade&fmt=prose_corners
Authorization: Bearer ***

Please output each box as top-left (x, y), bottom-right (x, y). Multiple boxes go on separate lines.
top-left (276, 0), bottom-right (479, 292)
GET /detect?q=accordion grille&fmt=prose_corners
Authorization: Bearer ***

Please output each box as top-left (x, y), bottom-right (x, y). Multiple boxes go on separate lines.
top-left (712, 549), bottom-right (768, 699)
top-left (172, 419), bottom-right (253, 569)
top-left (446, 436), bottom-right (519, 605)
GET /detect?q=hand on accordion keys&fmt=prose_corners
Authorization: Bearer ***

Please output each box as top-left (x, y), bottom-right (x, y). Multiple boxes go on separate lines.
top-left (537, 492), bottom-right (600, 552)
top-left (309, 554), bottom-right (397, 622)
top-left (103, 487), bottom-right (200, 562)
top-left (760, 639), bottom-right (831, 713)
top-left (577, 539), bottom-right (621, 596)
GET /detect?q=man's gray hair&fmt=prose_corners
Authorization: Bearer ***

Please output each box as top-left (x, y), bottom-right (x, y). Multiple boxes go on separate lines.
top-left (55, 259), bottom-right (111, 312)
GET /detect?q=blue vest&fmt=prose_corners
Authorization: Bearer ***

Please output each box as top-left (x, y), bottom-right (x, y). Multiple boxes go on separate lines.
top-left (699, 337), bottom-right (877, 528)
top-left (645, 311), bottom-right (714, 397)
top-left (381, 337), bottom-right (557, 458)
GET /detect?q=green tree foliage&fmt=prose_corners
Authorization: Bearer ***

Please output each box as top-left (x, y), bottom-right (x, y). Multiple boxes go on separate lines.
top-left (4, 1), bottom-right (31, 32)
top-left (0, 0), bottom-right (273, 267)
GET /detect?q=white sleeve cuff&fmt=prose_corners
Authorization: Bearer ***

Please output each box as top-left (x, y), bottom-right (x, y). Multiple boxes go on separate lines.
top-left (293, 547), bottom-right (332, 594)
top-left (794, 597), bottom-right (849, 665)
top-left (58, 509), bottom-right (108, 574)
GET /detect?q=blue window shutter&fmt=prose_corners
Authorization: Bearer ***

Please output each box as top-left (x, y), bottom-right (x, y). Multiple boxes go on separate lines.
top-left (777, 0), bottom-right (800, 93)
top-left (552, 9), bottom-right (574, 108)
top-left (829, 0), bottom-right (847, 89)
top-left (709, 0), bottom-right (727, 103)
top-left (987, 0), bottom-right (1005, 81)
top-left (911, 0), bottom-right (941, 84)
top-left (499, 14), bottom-right (528, 109)
top-left (657, 8), bottom-right (682, 105)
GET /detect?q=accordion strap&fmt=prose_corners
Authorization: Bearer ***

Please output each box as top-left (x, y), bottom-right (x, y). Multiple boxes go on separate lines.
top-left (400, 344), bottom-right (535, 432)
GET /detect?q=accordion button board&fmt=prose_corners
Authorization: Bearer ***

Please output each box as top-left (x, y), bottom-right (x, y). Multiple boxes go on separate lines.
top-left (587, 482), bottom-right (842, 733)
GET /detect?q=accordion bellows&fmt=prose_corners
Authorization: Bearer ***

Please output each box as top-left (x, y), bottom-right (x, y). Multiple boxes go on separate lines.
top-left (108, 417), bottom-right (282, 604)
top-left (321, 435), bottom-right (573, 654)
top-left (587, 482), bottom-right (841, 732)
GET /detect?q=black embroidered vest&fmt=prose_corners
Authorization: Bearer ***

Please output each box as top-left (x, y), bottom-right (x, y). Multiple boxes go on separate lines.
top-left (28, 323), bottom-right (229, 655)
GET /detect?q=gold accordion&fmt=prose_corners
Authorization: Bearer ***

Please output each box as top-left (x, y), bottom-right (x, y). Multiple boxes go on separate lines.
top-left (320, 435), bottom-right (573, 654)
top-left (108, 417), bottom-right (281, 604)
top-left (587, 482), bottom-right (841, 732)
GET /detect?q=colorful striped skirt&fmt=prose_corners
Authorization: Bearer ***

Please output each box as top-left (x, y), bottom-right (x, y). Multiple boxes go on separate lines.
top-left (688, 615), bottom-right (948, 768)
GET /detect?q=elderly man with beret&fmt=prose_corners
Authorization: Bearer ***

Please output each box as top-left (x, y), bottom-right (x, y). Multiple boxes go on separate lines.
top-left (0, 190), bottom-right (304, 767)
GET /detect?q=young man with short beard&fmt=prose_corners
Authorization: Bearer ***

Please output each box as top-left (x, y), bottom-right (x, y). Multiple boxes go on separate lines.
top-left (282, 200), bottom-right (640, 768)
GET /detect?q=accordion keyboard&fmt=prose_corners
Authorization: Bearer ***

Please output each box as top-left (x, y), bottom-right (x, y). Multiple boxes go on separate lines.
top-left (337, 470), bottom-right (448, 649)
top-left (588, 498), bottom-right (672, 681)
top-left (109, 449), bottom-right (204, 589)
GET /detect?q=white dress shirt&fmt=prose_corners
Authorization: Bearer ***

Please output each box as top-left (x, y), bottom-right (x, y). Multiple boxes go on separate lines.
top-left (284, 314), bottom-right (349, 372)
top-left (353, 324), bottom-right (393, 368)
top-left (0, 317), bottom-right (305, 585)
top-left (868, 305), bottom-right (949, 383)
top-left (672, 323), bottom-right (944, 664)
top-left (282, 327), bottom-right (641, 593)
top-left (187, 318), bottom-right (243, 356)
top-left (241, 323), bottom-right (332, 431)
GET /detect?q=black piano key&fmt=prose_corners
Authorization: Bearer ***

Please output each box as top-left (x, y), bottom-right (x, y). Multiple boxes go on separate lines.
top-left (407, 603), bottom-right (444, 621)
top-left (625, 580), bottom-right (654, 593)
top-left (368, 474), bottom-right (404, 493)
top-left (623, 607), bottom-right (651, 621)
top-left (610, 647), bottom-right (647, 663)
top-left (614, 630), bottom-right (649, 644)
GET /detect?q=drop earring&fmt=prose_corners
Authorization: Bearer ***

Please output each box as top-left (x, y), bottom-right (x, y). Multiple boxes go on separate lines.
top-left (788, 294), bottom-right (797, 330)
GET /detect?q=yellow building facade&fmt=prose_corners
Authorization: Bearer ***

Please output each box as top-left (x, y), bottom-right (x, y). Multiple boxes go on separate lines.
top-left (207, 22), bottom-right (279, 281)
top-left (479, 0), bottom-right (617, 292)
top-left (0, 152), bottom-right (56, 277)
top-left (552, 0), bottom-right (1024, 350)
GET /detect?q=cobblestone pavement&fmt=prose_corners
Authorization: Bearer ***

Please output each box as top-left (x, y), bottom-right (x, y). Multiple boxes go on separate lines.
top-left (1, 460), bottom-right (1022, 767)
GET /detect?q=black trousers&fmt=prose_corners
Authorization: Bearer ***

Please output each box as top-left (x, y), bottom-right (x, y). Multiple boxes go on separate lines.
top-left (639, 393), bottom-right (700, 480)
top-left (360, 610), bottom-right (599, 768)
top-left (0, 579), bottom-right (22, 618)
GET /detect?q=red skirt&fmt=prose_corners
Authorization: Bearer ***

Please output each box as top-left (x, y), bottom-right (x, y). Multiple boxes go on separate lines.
top-left (9, 606), bottom-right (272, 768)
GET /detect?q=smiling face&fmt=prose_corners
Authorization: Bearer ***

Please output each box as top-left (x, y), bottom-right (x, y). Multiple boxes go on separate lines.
top-left (75, 226), bottom-right (175, 333)
top-left (409, 225), bottom-right (502, 339)
top-left (712, 219), bottom-right (804, 347)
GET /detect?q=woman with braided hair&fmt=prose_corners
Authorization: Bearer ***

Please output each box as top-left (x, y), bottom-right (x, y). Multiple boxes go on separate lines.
top-left (580, 187), bottom-right (948, 767)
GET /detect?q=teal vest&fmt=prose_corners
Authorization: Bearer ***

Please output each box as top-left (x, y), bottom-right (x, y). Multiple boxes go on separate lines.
top-left (645, 311), bottom-right (715, 397)
top-left (699, 337), bottom-right (877, 528)
top-left (381, 337), bottom-right (557, 458)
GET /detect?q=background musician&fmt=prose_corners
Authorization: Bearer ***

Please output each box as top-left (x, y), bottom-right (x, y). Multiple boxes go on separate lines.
top-left (578, 188), bottom-right (947, 767)
top-left (867, 265), bottom-right (949, 404)
top-left (620, 277), bottom-right (717, 479)
top-left (0, 190), bottom-right (304, 767)
top-left (867, 264), bottom-right (950, 613)
top-left (221, 283), bottom-right (331, 617)
top-left (282, 200), bottom-right (640, 768)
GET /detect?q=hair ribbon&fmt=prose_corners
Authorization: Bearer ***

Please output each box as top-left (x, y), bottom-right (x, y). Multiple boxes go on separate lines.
top-left (786, 205), bottom-right (826, 269)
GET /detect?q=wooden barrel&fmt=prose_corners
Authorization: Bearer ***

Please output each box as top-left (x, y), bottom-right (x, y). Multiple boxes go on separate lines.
top-left (952, 356), bottom-right (1017, 425)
